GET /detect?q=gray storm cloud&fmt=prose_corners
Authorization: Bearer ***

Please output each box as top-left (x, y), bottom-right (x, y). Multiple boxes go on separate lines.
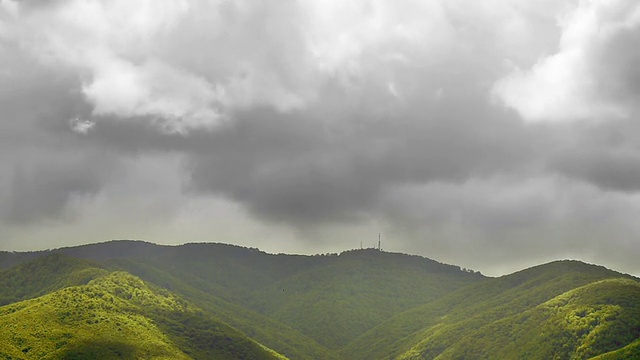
top-left (186, 88), bottom-right (535, 227)
top-left (1, 0), bottom-right (640, 276)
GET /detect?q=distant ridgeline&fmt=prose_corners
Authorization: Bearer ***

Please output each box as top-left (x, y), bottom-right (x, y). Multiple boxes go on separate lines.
top-left (1, 240), bottom-right (639, 359)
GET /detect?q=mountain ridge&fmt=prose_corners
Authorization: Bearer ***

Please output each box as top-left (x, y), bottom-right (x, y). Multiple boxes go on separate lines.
top-left (1, 240), bottom-right (638, 359)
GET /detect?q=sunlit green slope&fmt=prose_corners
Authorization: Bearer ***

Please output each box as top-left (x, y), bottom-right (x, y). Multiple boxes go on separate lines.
top-left (343, 260), bottom-right (638, 360)
top-left (399, 277), bottom-right (640, 359)
top-left (0, 250), bottom-right (338, 360)
top-left (0, 270), bottom-right (285, 360)
top-left (0, 253), bottom-right (107, 306)
top-left (3, 242), bottom-right (639, 359)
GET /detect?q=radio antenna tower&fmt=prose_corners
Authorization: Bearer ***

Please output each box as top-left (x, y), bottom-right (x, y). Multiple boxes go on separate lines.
top-left (378, 233), bottom-right (381, 251)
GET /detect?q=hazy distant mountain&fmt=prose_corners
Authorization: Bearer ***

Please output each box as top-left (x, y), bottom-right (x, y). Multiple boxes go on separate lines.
top-left (1, 241), bottom-right (638, 359)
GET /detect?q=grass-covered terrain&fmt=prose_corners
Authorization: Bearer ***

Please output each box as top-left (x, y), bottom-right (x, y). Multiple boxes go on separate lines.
top-left (51, 242), bottom-right (481, 355)
top-left (0, 267), bottom-right (285, 360)
top-left (0, 254), bottom-right (107, 306)
top-left (344, 261), bottom-right (640, 360)
top-left (398, 278), bottom-right (640, 359)
top-left (591, 338), bottom-right (640, 359)
top-left (108, 258), bottom-right (338, 360)
top-left (1, 241), bottom-right (639, 359)
top-left (247, 249), bottom-right (481, 349)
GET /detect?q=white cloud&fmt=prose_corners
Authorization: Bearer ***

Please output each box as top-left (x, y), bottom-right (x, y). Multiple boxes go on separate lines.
top-left (83, 58), bottom-right (223, 133)
top-left (2, 0), bottom-right (561, 133)
top-left (493, 0), bottom-right (640, 123)
top-left (69, 117), bottom-right (95, 134)
top-left (1, 0), bottom-right (226, 133)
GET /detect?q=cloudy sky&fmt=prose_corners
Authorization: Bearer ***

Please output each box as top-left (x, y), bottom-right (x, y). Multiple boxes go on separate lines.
top-left (2, 0), bottom-right (640, 276)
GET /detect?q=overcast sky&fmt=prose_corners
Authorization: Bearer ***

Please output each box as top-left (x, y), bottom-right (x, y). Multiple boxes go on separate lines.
top-left (1, 0), bottom-right (640, 276)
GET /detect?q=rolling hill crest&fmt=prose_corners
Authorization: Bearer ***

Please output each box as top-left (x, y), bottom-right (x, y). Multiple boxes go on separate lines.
top-left (1, 240), bottom-right (638, 359)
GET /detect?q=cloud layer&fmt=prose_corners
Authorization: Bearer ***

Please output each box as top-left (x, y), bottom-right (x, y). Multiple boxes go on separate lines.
top-left (1, 0), bottom-right (640, 276)
top-left (494, 0), bottom-right (640, 122)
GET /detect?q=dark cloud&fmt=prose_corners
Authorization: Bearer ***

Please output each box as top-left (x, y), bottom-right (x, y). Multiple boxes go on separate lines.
top-left (0, 49), bottom-right (114, 224)
top-left (2, 0), bottom-right (640, 278)
top-left (380, 176), bottom-right (640, 276)
top-left (186, 84), bottom-right (540, 228)
top-left (551, 149), bottom-right (640, 193)
top-left (590, 1), bottom-right (640, 106)
top-left (543, 117), bottom-right (640, 193)
top-left (5, 158), bottom-right (107, 223)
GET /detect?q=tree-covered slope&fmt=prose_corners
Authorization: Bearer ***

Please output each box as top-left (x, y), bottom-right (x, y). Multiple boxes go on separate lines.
top-left (102, 244), bottom-right (483, 351)
top-left (108, 258), bottom-right (339, 360)
top-left (0, 271), bottom-right (286, 360)
top-left (4, 241), bottom-right (481, 353)
top-left (2, 241), bottom-right (639, 359)
top-left (399, 277), bottom-right (640, 359)
top-left (343, 260), bottom-right (638, 360)
top-left (0, 254), bottom-right (107, 306)
top-left (248, 249), bottom-right (482, 349)
top-left (590, 338), bottom-right (640, 359)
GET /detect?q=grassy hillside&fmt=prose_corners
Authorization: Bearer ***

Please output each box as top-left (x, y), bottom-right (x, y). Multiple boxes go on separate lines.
top-left (0, 254), bottom-right (107, 306)
top-left (249, 249), bottom-right (482, 349)
top-left (0, 270), bottom-right (286, 360)
top-left (0, 250), bottom-right (340, 360)
top-left (21, 241), bottom-right (481, 352)
top-left (399, 277), bottom-right (640, 359)
top-left (2, 242), bottom-right (639, 359)
top-left (343, 260), bottom-right (638, 360)
top-left (108, 258), bottom-right (339, 360)
top-left (100, 244), bottom-right (482, 350)
top-left (591, 338), bottom-right (640, 359)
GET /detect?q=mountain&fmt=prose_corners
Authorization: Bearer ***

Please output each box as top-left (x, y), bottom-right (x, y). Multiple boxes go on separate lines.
top-left (1, 240), bottom-right (639, 359)
top-left (245, 249), bottom-right (482, 349)
top-left (0, 253), bottom-right (107, 307)
top-left (0, 241), bottom-right (484, 355)
top-left (107, 257), bottom-right (339, 360)
top-left (405, 277), bottom-right (640, 360)
top-left (343, 260), bottom-right (640, 360)
top-left (0, 258), bottom-right (285, 360)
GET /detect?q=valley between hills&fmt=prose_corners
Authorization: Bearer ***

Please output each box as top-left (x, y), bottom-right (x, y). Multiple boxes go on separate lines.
top-left (0, 240), bottom-right (639, 359)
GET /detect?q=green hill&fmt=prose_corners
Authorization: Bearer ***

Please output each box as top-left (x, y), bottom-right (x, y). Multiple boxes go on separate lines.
top-left (0, 269), bottom-right (285, 360)
top-left (247, 249), bottom-right (482, 349)
top-left (5, 241), bottom-right (481, 354)
top-left (1, 242), bottom-right (639, 359)
top-left (107, 257), bottom-right (339, 360)
top-left (399, 277), bottom-right (640, 359)
top-left (0, 250), bottom-right (340, 360)
top-left (0, 253), bottom-right (107, 306)
top-left (100, 245), bottom-right (482, 350)
top-left (343, 260), bottom-right (640, 360)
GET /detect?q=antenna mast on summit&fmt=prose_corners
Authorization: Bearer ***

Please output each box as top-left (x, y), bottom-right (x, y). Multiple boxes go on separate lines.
top-left (378, 233), bottom-right (381, 251)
